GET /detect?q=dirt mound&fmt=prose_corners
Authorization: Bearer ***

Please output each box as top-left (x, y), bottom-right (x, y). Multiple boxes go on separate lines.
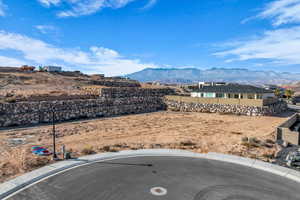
top-left (0, 69), bottom-right (144, 102)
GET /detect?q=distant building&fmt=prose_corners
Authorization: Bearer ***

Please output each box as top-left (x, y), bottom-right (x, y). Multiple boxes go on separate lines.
top-left (263, 84), bottom-right (286, 92)
top-left (198, 82), bottom-right (226, 88)
top-left (20, 65), bottom-right (35, 72)
top-left (191, 83), bottom-right (275, 100)
top-left (44, 66), bottom-right (62, 72)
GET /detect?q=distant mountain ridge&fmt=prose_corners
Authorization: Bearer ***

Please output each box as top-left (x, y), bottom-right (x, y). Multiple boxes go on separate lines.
top-left (126, 68), bottom-right (300, 85)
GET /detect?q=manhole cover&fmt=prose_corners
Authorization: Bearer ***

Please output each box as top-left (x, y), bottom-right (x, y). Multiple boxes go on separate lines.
top-left (150, 187), bottom-right (167, 196)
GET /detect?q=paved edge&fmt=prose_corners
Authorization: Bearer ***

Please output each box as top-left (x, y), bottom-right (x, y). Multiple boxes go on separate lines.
top-left (0, 149), bottom-right (299, 199)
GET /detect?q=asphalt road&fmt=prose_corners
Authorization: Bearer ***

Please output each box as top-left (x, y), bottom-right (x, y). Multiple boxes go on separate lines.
top-left (8, 156), bottom-right (300, 200)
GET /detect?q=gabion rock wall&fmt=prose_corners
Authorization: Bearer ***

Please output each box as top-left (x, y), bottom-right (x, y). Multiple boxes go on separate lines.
top-left (99, 88), bottom-right (176, 98)
top-left (0, 88), bottom-right (175, 127)
top-left (165, 99), bottom-right (288, 116)
top-left (0, 97), bottom-right (166, 127)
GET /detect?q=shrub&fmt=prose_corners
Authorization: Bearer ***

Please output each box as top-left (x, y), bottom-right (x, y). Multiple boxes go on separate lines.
top-left (102, 145), bottom-right (111, 152)
top-left (81, 146), bottom-right (96, 155)
top-left (262, 153), bottom-right (274, 159)
top-left (5, 97), bottom-right (17, 103)
top-left (102, 145), bottom-right (119, 152)
top-left (249, 137), bottom-right (260, 144)
top-left (180, 141), bottom-right (196, 146)
top-left (241, 137), bottom-right (249, 142)
top-left (5, 92), bottom-right (14, 97)
top-left (23, 156), bottom-right (50, 170)
top-left (265, 139), bottom-right (275, 144)
top-left (231, 131), bottom-right (243, 135)
top-left (241, 140), bottom-right (261, 148)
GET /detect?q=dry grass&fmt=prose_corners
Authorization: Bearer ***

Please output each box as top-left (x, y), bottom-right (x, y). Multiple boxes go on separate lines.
top-left (0, 148), bottom-right (51, 182)
top-left (0, 111), bottom-right (288, 183)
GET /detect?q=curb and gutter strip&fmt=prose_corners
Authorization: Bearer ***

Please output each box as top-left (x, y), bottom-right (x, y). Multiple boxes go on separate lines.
top-left (0, 149), bottom-right (299, 199)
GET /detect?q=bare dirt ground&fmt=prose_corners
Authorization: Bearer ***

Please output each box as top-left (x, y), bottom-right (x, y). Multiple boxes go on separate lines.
top-left (0, 111), bottom-right (289, 183)
top-left (0, 71), bottom-right (157, 102)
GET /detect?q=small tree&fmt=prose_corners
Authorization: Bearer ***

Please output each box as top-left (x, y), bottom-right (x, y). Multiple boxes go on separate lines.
top-left (274, 88), bottom-right (281, 97)
top-left (285, 89), bottom-right (295, 99)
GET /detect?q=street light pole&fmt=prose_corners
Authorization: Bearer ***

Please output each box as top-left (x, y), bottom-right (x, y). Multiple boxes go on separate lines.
top-left (52, 109), bottom-right (57, 160)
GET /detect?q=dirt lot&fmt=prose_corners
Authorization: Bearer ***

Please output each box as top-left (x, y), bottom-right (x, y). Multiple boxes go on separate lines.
top-left (0, 111), bottom-right (289, 183)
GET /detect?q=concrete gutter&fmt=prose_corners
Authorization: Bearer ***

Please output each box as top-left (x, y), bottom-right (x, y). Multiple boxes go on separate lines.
top-left (0, 149), bottom-right (299, 199)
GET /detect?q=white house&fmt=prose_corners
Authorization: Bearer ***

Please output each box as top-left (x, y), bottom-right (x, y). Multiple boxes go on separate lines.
top-left (191, 83), bottom-right (275, 100)
top-left (44, 66), bottom-right (62, 72)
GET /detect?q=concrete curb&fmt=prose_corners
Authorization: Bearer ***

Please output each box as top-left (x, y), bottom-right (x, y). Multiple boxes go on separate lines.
top-left (0, 149), bottom-right (299, 199)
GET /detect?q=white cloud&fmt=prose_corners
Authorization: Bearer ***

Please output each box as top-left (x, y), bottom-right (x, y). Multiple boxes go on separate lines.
top-left (217, 0), bottom-right (300, 66)
top-left (38, 0), bottom-right (61, 7)
top-left (259, 0), bottom-right (300, 26)
top-left (0, 30), bottom-right (157, 76)
top-left (214, 26), bottom-right (300, 65)
top-left (0, 0), bottom-right (7, 16)
top-left (37, 0), bottom-right (156, 17)
top-left (140, 0), bottom-right (156, 10)
top-left (35, 25), bottom-right (57, 34)
top-left (0, 56), bottom-right (25, 66)
top-left (57, 0), bottom-right (106, 17)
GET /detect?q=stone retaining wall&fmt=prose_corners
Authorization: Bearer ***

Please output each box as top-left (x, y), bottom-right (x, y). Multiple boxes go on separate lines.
top-left (0, 86), bottom-right (286, 127)
top-left (0, 97), bottom-right (165, 127)
top-left (99, 87), bottom-right (175, 98)
top-left (0, 87), bottom-right (175, 127)
top-left (165, 99), bottom-right (287, 116)
top-left (88, 79), bottom-right (141, 87)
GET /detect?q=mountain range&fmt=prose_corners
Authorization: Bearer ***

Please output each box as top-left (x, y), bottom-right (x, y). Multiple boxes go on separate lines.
top-left (126, 68), bottom-right (300, 85)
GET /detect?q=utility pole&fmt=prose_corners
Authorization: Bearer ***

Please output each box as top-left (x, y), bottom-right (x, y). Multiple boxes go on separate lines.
top-left (52, 109), bottom-right (58, 160)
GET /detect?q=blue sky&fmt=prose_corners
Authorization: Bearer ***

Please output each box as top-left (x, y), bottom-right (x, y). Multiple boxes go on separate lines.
top-left (0, 0), bottom-right (300, 76)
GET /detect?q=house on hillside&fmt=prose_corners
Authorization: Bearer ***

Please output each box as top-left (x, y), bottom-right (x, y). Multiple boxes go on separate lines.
top-left (165, 82), bottom-right (286, 116)
top-left (198, 82), bottom-right (226, 87)
top-left (43, 66), bottom-right (62, 72)
top-left (191, 83), bottom-right (275, 100)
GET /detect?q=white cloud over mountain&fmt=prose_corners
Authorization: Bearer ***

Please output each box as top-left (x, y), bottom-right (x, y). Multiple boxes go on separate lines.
top-left (215, 0), bottom-right (300, 66)
top-left (0, 31), bottom-right (157, 76)
top-left (38, 0), bottom-right (156, 17)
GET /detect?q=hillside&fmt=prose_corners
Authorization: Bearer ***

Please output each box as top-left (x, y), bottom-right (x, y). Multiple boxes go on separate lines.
top-left (0, 68), bottom-right (141, 102)
top-left (282, 81), bottom-right (300, 95)
top-left (126, 68), bottom-right (300, 85)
